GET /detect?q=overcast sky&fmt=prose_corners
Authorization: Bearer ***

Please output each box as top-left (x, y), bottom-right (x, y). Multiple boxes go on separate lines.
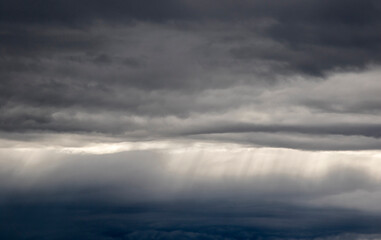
top-left (1, 1), bottom-right (381, 239)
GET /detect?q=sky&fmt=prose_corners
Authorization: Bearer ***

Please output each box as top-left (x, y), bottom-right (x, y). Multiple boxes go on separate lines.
top-left (1, 0), bottom-right (381, 239)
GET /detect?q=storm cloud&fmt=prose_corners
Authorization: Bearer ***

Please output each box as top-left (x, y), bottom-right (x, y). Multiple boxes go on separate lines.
top-left (2, 148), bottom-right (381, 239)
top-left (1, 0), bottom-right (381, 239)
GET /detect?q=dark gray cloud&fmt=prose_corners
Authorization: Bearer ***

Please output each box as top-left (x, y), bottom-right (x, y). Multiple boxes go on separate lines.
top-left (2, 0), bottom-right (380, 25)
top-left (2, 67), bottom-right (381, 150)
top-left (2, 2), bottom-right (381, 238)
top-left (2, 201), bottom-right (381, 240)
top-left (182, 122), bottom-right (381, 139)
top-left (1, 150), bottom-right (381, 239)
top-left (2, 0), bottom-right (381, 76)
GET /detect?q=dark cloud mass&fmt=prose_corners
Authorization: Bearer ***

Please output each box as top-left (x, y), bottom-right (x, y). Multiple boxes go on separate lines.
top-left (1, 150), bottom-right (381, 240)
top-left (1, 0), bottom-right (381, 239)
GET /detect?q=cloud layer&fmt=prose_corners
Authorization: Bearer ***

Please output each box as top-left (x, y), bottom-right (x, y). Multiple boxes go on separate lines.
top-left (1, 1), bottom-right (381, 150)
top-left (1, 147), bottom-right (381, 239)
top-left (2, 1), bottom-right (381, 239)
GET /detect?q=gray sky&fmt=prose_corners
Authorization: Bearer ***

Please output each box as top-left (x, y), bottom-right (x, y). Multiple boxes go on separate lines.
top-left (1, 1), bottom-right (381, 239)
